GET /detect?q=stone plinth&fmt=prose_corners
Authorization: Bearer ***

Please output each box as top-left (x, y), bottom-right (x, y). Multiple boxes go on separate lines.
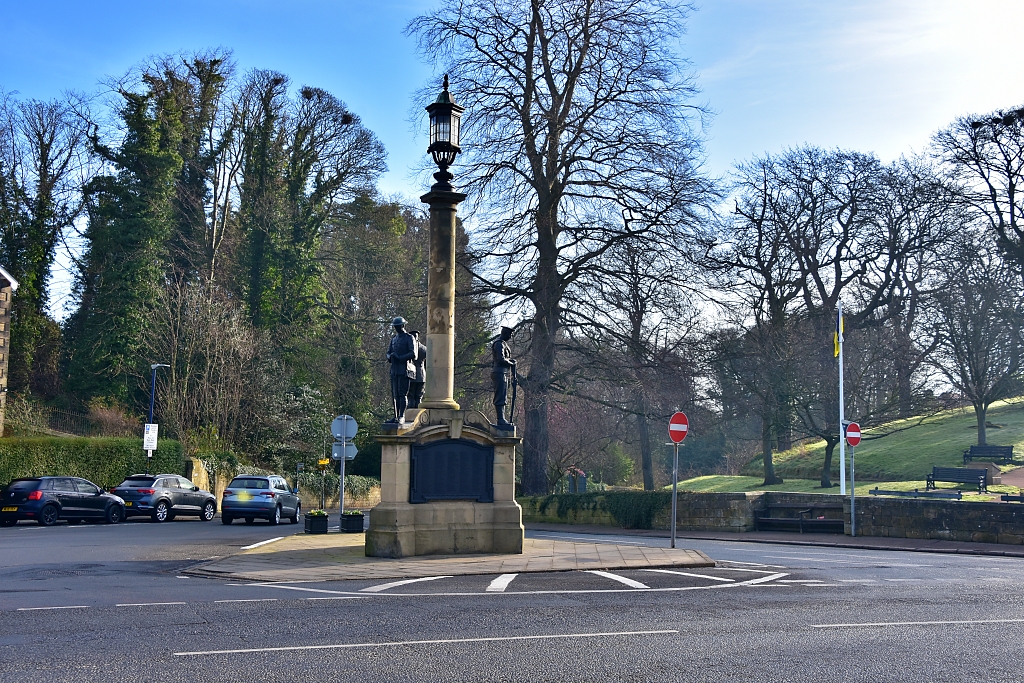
top-left (366, 408), bottom-right (524, 558)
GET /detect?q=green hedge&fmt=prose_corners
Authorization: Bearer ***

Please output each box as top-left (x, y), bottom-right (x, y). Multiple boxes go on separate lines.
top-left (523, 491), bottom-right (674, 529)
top-left (0, 437), bottom-right (184, 489)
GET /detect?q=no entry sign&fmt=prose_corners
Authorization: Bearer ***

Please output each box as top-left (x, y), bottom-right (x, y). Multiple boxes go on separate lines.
top-left (668, 412), bottom-right (689, 443)
top-left (845, 422), bottom-right (861, 447)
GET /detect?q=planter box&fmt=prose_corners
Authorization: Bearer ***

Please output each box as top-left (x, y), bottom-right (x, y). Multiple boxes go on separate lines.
top-left (340, 512), bottom-right (365, 533)
top-left (304, 514), bottom-right (329, 534)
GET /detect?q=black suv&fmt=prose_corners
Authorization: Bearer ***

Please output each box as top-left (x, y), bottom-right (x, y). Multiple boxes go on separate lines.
top-left (1, 477), bottom-right (125, 526)
top-left (113, 474), bottom-right (218, 522)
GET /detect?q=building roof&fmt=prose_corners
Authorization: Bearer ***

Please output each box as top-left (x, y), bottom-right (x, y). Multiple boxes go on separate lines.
top-left (0, 265), bottom-right (18, 292)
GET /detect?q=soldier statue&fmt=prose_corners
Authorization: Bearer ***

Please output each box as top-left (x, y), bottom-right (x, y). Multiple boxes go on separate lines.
top-left (408, 330), bottom-right (428, 409)
top-left (386, 317), bottom-right (418, 423)
top-left (491, 326), bottom-right (517, 428)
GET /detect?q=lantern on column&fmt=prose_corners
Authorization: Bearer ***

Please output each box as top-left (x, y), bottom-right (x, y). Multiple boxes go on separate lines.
top-left (425, 75), bottom-right (465, 192)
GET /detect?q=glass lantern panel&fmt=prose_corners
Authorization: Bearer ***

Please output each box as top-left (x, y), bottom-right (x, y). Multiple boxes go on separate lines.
top-left (431, 115), bottom-right (451, 145)
top-left (450, 115), bottom-right (460, 147)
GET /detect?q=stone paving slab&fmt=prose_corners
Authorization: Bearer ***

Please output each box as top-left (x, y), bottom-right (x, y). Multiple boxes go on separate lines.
top-left (186, 533), bottom-right (714, 582)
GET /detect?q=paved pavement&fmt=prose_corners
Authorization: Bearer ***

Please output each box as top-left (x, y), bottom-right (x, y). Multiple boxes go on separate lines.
top-left (187, 532), bottom-right (713, 582)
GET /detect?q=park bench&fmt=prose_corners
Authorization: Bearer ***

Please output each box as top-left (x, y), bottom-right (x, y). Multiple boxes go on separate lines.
top-left (754, 502), bottom-right (845, 534)
top-left (926, 466), bottom-right (987, 493)
top-left (963, 445), bottom-right (1013, 465)
top-left (869, 488), bottom-right (962, 500)
top-left (1001, 494), bottom-right (1024, 503)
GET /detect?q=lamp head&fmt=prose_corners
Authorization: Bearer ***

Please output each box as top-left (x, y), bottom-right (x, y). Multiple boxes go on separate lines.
top-left (425, 75), bottom-right (465, 190)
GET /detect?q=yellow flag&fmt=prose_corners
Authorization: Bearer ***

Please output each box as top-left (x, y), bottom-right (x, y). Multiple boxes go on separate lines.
top-left (833, 309), bottom-right (844, 357)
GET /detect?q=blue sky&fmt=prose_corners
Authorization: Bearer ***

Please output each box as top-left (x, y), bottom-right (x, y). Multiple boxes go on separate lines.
top-left (2, 0), bottom-right (1022, 314)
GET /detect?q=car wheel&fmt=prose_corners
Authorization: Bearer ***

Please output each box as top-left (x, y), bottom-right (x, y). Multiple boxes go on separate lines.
top-left (268, 506), bottom-right (281, 526)
top-left (39, 504), bottom-right (59, 527)
top-left (106, 505), bottom-right (123, 524)
top-left (152, 501), bottom-right (170, 523)
top-left (200, 501), bottom-right (216, 521)
top-left (222, 515), bottom-right (233, 525)
top-left (290, 503), bottom-right (301, 524)
top-left (244, 517), bottom-right (255, 524)
top-left (1, 518), bottom-right (16, 527)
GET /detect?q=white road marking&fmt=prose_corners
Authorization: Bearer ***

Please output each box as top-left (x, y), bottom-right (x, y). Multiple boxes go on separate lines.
top-left (116, 602), bottom-right (187, 607)
top-left (240, 537), bottom-right (285, 551)
top-left (813, 618), bottom-right (1024, 628)
top-left (714, 567), bottom-right (779, 574)
top-left (176, 575), bottom-right (190, 579)
top-left (16, 605), bottom-right (89, 611)
top-left (485, 574), bottom-right (518, 592)
top-left (306, 596), bottom-right (371, 600)
top-left (586, 571), bottom-right (649, 589)
top-left (244, 584), bottom-right (360, 596)
top-left (732, 573), bottom-right (789, 586)
top-left (778, 580), bottom-right (825, 584)
top-left (642, 569), bottom-right (733, 582)
top-left (715, 560), bottom-right (788, 569)
top-left (174, 629), bottom-right (680, 656)
top-left (360, 576), bottom-right (453, 593)
top-left (214, 599), bottom-right (278, 603)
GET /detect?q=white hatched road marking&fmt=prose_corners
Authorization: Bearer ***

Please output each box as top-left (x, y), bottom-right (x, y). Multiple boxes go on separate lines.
top-left (586, 571), bottom-right (649, 589)
top-left (360, 576), bottom-right (453, 593)
top-left (642, 569), bottom-right (733, 582)
top-left (174, 629), bottom-right (680, 656)
top-left (714, 567), bottom-right (779, 574)
top-left (485, 574), bottom-right (518, 592)
top-left (17, 605), bottom-right (89, 611)
top-left (716, 560), bottom-right (788, 569)
top-left (240, 537), bottom-right (285, 551)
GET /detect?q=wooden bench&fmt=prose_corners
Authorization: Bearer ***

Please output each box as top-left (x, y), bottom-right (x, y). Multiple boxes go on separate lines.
top-left (963, 445), bottom-right (1013, 465)
top-left (869, 488), bottom-right (962, 500)
top-left (755, 503), bottom-right (845, 534)
top-left (1001, 494), bottom-right (1024, 503)
top-left (926, 466), bottom-right (987, 493)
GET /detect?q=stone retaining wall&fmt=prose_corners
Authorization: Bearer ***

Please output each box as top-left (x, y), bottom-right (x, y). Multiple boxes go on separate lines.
top-left (520, 491), bottom-right (1024, 545)
top-left (847, 496), bottom-right (1024, 544)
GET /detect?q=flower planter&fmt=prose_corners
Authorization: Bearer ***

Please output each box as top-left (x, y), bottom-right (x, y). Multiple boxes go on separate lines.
top-left (340, 512), bottom-right (365, 533)
top-left (304, 513), bottom-right (329, 534)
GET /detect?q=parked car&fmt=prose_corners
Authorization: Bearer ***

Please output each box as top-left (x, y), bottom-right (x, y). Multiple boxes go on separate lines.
top-left (113, 474), bottom-right (217, 523)
top-left (221, 475), bottom-right (300, 525)
top-left (0, 477), bottom-right (125, 526)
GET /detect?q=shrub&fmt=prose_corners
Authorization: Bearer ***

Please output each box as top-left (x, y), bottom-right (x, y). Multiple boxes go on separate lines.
top-left (0, 437), bottom-right (184, 489)
top-left (535, 491), bottom-right (673, 529)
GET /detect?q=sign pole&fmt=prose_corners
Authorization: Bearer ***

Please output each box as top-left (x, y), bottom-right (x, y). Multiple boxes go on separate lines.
top-left (339, 416), bottom-right (348, 520)
top-left (671, 443), bottom-right (679, 549)
top-left (851, 445), bottom-right (856, 537)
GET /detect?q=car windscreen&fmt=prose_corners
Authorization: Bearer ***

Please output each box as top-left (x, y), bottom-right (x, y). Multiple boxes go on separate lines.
top-left (228, 478), bottom-right (269, 490)
top-left (6, 479), bottom-right (41, 491)
top-left (119, 477), bottom-right (155, 487)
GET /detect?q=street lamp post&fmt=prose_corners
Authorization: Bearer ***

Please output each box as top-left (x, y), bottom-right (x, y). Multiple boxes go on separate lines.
top-left (420, 75), bottom-right (466, 410)
top-left (146, 363), bottom-right (169, 474)
top-left (148, 363), bottom-right (170, 425)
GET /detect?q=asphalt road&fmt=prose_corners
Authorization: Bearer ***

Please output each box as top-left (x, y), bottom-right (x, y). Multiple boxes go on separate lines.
top-left (2, 518), bottom-right (1023, 682)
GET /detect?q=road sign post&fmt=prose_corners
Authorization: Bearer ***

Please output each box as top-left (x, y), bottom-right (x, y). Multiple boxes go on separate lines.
top-left (143, 424), bottom-right (159, 474)
top-left (846, 422), bottom-right (861, 537)
top-left (330, 416), bottom-right (359, 521)
top-left (667, 412), bottom-right (689, 549)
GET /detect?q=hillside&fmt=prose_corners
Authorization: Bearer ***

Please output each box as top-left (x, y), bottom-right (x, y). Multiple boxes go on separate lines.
top-left (739, 398), bottom-right (1024, 482)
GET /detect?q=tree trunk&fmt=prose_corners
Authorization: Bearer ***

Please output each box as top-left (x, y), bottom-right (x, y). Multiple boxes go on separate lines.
top-left (761, 417), bottom-right (782, 485)
top-left (975, 402), bottom-right (987, 446)
top-left (820, 439), bottom-right (838, 488)
top-left (637, 395), bottom-right (654, 490)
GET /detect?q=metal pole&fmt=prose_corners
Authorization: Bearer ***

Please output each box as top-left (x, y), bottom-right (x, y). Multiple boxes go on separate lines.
top-left (339, 416), bottom-right (347, 520)
top-left (148, 367), bottom-right (157, 424)
top-left (671, 443), bottom-right (679, 549)
top-left (838, 300), bottom-right (846, 495)
top-left (850, 445), bottom-right (856, 537)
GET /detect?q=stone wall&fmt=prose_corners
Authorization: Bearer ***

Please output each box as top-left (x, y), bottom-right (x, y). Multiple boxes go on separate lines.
top-left (847, 496), bottom-right (1024, 544)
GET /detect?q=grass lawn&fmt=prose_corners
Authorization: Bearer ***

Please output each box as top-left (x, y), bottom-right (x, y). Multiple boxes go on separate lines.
top-left (673, 474), bottom-right (1022, 502)
top-left (740, 398), bottom-right (1024, 482)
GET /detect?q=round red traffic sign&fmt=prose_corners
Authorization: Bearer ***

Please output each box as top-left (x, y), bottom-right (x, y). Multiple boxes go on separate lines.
top-left (668, 412), bottom-right (689, 443)
top-left (845, 422), bottom-right (861, 447)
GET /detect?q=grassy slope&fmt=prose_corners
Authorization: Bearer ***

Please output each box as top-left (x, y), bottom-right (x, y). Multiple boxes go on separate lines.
top-left (739, 398), bottom-right (1024, 482)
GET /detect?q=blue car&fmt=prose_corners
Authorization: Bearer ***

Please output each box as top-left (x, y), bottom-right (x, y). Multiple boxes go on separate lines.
top-left (221, 475), bottom-right (301, 525)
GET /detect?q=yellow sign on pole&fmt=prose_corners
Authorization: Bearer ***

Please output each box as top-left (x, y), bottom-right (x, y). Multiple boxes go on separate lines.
top-left (318, 458), bottom-right (330, 467)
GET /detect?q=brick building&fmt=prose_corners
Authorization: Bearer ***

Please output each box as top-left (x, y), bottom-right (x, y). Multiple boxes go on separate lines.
top-left (0, 266), bottom-right (18, 437)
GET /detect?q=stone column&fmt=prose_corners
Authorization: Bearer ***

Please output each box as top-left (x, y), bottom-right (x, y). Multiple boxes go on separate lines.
top-left (419, 189), bottom-right (466, 410)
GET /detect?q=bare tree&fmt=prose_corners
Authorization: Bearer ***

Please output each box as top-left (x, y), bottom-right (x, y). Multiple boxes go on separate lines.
top-left (407, 0), bottom-right (713, 493)
top-left (928, 232), bottom-right (1024, 446)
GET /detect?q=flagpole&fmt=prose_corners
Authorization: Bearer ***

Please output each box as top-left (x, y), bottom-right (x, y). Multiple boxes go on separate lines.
top-left (838, 300), bottom-right (846, 495)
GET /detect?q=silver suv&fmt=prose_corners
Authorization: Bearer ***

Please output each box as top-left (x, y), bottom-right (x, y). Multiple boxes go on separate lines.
top-left (221, 475), bottom-right (300, 525)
